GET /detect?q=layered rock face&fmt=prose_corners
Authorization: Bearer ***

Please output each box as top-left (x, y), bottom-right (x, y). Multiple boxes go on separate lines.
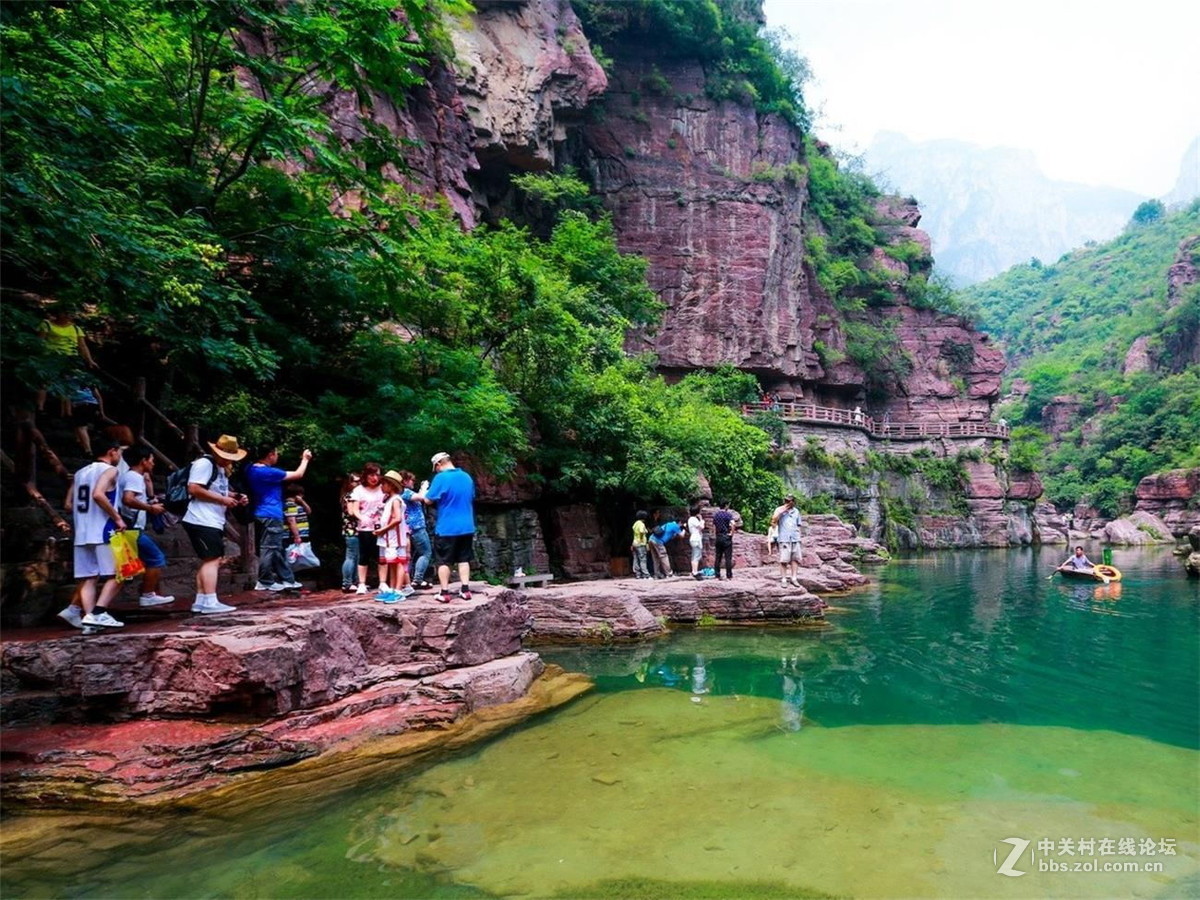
top-left (578, 54), bottom-right (816, 385)
top-left (1163, 235), bottom-right (1200, 371)
top-left (1134, 468), bottom-right (1200, 537)
top-left (573, 46), bottom-right (1003, 425)
top-left (2, 593), bottom-right (531, 721)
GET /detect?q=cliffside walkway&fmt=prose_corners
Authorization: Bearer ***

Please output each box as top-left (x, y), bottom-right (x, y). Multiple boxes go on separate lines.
top-left (741, 401), bottom-right (1009, 441)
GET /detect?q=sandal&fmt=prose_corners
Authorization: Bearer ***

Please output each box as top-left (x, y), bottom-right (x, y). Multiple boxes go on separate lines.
top-left (435, 591), bottom-right (454, 604)
top-left (459, 587), bottom-right (473, 601)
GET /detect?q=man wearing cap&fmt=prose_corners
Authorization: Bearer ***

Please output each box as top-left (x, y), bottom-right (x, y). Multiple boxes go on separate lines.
top-left (246, 444), bottom-right (313, 592)
top-left (771, 493), bottom-right (804, 587)
top-left (183, 434), bottom-right (250, 614)
top-left (425, 451), bottom-right (476, 603)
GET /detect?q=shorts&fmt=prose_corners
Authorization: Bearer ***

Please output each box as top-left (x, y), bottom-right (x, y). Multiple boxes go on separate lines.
top-left (137, 531), bottom-right (167, 569)
top-left (70, 403), bottom-right (100, 428)
top-left (356, 531), bottom-right (378, 564)
top-left (379, 545), bottom-right (409, 565)
top-left (434, 533), bottom-right (474, 566)
top-left (779, 541), bottom-right (802, 564)
top-left (183, 522), bottom-right (226, 560)
top-left (74, 543), bottom-right (115, 578)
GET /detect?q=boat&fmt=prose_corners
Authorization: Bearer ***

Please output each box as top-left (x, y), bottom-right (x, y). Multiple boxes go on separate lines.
top-left (1057, 564), bottom-right (1122, 583)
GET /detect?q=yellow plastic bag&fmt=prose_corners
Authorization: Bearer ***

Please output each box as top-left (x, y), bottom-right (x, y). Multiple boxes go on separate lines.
top-left (109, 529), bottom-right (145, 582)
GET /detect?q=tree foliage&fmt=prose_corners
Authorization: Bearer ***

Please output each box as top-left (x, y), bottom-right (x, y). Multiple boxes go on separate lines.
top-left (1, 1), bottom-right (791, 530)
top-left (966, 204), bottom-right (1200, 513)
top-left (573, 0), bottom-right (811, 128)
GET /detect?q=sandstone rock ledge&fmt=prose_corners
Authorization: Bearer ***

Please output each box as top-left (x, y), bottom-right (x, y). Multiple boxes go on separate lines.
top-left (524, 569), bottom-right (860, 642)
top-left (0, 591), bottom-right (590, 809)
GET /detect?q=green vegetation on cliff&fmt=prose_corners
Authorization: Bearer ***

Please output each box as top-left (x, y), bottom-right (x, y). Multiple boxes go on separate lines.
top-left (966, 204), bottom-right (1200, 515)
top-left (574, 0), bottom-right (811, 128)
top-left (0, 0), bottom-right (786, 525)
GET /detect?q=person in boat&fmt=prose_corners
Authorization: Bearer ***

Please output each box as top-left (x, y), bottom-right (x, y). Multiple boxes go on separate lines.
top-left (1061, 546), bottom-right (1096, 572)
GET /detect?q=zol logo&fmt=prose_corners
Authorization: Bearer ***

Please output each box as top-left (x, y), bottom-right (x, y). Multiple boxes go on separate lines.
top-left (994, 837), bottom-right (1032, 877)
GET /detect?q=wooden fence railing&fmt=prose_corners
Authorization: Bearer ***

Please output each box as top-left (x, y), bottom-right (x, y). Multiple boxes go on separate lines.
top-left (741, 401), bottom-right (1009, 440)
top-left (8, 369), bottom-right (250, 566)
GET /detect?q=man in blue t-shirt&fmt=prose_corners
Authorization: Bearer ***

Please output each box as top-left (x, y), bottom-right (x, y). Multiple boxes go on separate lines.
top-left (246, 445), bottom-right (312, 591)
top-left (425, 451), bottom-right (476, 603)
top-left (648, 516), bottom-right (685, 579)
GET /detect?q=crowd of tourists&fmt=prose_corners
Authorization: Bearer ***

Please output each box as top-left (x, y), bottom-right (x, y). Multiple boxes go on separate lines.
top-left (59, 428), bottom-right (478, 630)
top-left (630, 495), bottom-right (805, 586)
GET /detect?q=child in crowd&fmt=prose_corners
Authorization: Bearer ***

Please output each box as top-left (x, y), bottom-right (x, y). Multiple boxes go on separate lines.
top-left (375, 471), bottom-right (412, 602)
top-left (284, 483), bottom-right (311, 546)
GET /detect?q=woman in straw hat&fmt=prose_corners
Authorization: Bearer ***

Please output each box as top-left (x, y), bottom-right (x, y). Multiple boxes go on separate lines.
top-left (182, 434), bottom-right (249, 614)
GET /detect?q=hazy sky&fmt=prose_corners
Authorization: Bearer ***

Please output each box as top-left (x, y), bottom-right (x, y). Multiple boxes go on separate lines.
top-left (762, 0), bottom-right (1200, 197)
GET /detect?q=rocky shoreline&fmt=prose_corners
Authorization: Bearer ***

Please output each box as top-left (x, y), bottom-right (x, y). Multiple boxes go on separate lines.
top-left (1, 537), bottom-right (873, 811)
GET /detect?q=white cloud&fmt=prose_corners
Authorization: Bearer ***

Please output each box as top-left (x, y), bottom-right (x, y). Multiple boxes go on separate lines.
top-left (763, 0), bottom-right (1200, 196)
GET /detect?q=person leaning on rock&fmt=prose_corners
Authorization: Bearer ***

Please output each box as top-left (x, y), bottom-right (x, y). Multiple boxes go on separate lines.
top-left (648, 516), bottom-right (685, 579)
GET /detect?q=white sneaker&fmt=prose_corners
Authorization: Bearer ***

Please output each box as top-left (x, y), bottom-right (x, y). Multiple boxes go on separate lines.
top-left (791, 576), bottom-right (803, 587)
top-left (139, 593), bottom-right (175, 607)
top-left (81, 610), bottom-right (124, 628)
top-left (355, 583), bottom-right (368, 595)
top-left (58, 606), bottom-right (84, 629)
top-left (282, 581), bottom-right (302, 590)
top-left (253, 581), bottom-right (275, 591)
top-left (781, 576), bottom-right (790, 586)
top-left (400, 586), bottom-right (415, 597)
top-left (191, 597), bottom-right (236, 614)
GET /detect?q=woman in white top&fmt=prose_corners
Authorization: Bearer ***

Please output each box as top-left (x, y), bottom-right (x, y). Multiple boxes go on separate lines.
top-left (347, 462), bottom-right (386, 594)
top-left (182, 434), bottom-right (248, 614)
top-left (687, 508), bottom-right (705, 579)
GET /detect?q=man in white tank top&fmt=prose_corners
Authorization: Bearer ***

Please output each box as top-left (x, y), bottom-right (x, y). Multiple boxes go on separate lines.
top-left (67, 442), bottom-right (127, 628)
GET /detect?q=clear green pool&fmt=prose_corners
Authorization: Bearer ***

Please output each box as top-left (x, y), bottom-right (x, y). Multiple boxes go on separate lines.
top-left (4, 548), bottom-right (1198, 898)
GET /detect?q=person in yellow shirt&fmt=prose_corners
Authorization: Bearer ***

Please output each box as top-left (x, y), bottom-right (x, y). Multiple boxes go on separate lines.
top-left (631, 510), bottom-right (651, 579)
top-left (36, 306), bottom-right (98, 414)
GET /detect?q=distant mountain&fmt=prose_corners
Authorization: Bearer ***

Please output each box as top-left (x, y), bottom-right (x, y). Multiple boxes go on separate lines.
top-left (863, 132), bottom-right (1145, 286)
top-left (1163, 135), bottom-right (1200, 208)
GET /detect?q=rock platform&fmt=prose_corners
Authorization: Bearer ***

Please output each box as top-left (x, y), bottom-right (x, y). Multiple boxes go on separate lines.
top-left (2, 554), bottom-right (873, 809)
top-left (0, 587), bottom-right (587, 809)
top-left (523, 568), bottom-right (854, 642)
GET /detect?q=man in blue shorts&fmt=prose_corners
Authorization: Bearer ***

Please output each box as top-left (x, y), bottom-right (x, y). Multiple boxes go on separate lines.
top-left (426, 451), bottom-right (476, 603)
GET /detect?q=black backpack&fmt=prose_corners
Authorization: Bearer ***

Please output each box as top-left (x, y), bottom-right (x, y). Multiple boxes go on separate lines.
top-left (163, 456), bottom-right (217, 515)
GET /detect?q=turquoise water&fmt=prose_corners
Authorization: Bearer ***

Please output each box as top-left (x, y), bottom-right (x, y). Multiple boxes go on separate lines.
top-left (3, 548), bottom-right (1198, 898)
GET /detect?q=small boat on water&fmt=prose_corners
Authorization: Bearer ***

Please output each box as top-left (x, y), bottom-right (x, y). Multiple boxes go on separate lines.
top-left (1057, 564), bottom-right (1122, 583)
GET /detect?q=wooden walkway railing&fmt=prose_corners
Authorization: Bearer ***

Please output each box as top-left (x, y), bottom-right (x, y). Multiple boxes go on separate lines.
top-left (741, 401), bottom-right (1009, 441)
top-left (8, 369), bottom-right (249, 564)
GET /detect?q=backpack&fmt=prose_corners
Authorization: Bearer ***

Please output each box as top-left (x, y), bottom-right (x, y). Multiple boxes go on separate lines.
top-left (163, 456), bottom-right (217, 516)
